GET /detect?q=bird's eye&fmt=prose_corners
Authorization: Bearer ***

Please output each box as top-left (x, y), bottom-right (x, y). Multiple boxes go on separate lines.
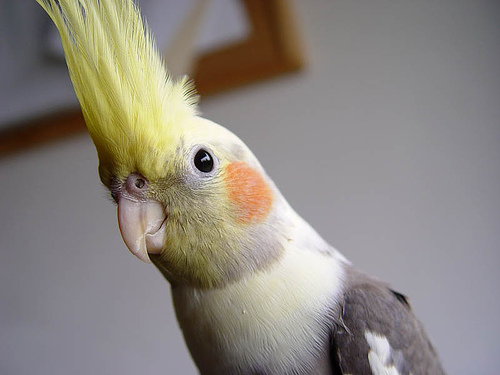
top-left (194, 149), bottom-right (214, 172)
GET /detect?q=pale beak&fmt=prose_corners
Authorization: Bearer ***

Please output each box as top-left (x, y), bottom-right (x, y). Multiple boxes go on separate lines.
top-left (117, 197), bottom-right (167, 263)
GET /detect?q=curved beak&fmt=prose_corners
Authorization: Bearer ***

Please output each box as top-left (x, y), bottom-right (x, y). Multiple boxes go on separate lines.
top-left (117, 198), bottom-right (166, 263)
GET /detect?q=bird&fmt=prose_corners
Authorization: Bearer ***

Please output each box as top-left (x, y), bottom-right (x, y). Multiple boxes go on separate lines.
top-left (35, 0), bottom-right (446, 374)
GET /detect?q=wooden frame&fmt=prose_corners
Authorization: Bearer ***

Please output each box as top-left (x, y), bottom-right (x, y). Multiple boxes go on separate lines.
top-left (194, 0), bottom-right (303, 96)
top-left (0, 0), bottom-right (303, 157)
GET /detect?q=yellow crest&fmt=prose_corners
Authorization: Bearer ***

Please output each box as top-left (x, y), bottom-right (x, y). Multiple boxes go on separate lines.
top-left (36, 0), bottom-right (198, 182)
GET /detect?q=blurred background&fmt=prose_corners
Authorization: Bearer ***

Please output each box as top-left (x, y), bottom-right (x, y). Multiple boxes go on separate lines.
top-left (1, 0), bottom-right (499, 374)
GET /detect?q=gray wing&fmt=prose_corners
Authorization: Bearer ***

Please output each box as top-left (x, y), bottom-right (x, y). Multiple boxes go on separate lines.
top-left (330, 266), bottom-right (446, 375)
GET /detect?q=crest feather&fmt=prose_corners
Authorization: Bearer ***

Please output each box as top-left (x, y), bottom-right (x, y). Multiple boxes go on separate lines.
top-left (36, 0), bottom-right (199, 181)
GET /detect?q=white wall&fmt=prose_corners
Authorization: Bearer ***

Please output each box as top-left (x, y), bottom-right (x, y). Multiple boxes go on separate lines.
top-left (1, 1), bottom-right (499, 374)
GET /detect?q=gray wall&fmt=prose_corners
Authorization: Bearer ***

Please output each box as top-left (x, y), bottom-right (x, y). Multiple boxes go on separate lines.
top-left (1, 0), bottom-right (499, 374)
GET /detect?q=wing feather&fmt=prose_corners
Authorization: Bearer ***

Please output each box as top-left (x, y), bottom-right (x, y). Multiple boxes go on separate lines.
top-left (330, 267), bottom-right (445, 375)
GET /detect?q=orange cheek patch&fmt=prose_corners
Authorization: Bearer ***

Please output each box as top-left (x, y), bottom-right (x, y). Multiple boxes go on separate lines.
top-left (224, 161), bottom-right (274, 224)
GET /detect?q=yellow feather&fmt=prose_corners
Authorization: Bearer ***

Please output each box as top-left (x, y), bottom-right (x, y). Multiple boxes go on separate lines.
top-left (35, 0), bottom-right (198, 183)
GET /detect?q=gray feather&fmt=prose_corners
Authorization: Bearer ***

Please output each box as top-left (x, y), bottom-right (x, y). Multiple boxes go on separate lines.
top-left (330, 265), bottom-right (446, 375)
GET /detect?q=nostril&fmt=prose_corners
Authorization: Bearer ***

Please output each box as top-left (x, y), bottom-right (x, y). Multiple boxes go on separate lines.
top-left (134, 178), bottom-right (146, 189)
top-left (125, 173), bottom-right (148, 195)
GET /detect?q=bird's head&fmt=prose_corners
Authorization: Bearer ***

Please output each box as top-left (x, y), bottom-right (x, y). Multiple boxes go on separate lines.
top-left (106, 116), bottom-right (287, 289)
top-left (38, 0), bottom-right (288, 288)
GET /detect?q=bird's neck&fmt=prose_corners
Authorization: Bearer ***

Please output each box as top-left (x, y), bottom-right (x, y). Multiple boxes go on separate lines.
top-left (170, 213), bottom-right (346, 374)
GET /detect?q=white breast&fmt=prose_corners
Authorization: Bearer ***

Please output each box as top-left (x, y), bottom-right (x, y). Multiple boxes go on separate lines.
top-left (172, 239), bottom-right (345, 374)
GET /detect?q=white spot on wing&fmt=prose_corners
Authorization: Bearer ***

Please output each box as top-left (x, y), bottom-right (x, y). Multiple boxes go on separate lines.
top-left (364, 331), bottom-right (401, 375)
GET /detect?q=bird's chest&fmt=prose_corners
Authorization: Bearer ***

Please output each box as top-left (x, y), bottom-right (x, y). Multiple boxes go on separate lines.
top-left (171, 252), bottom-right (343, 375)
top-left (172, 286), bottom-right (331, 375)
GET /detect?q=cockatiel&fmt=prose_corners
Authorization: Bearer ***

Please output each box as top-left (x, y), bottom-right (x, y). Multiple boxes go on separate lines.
top-left (36, 0), bottom-right (446, 374)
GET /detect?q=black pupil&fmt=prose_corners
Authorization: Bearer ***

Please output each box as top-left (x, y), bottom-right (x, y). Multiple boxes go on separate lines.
top-left (194, 149), bottom-right (214, 172)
